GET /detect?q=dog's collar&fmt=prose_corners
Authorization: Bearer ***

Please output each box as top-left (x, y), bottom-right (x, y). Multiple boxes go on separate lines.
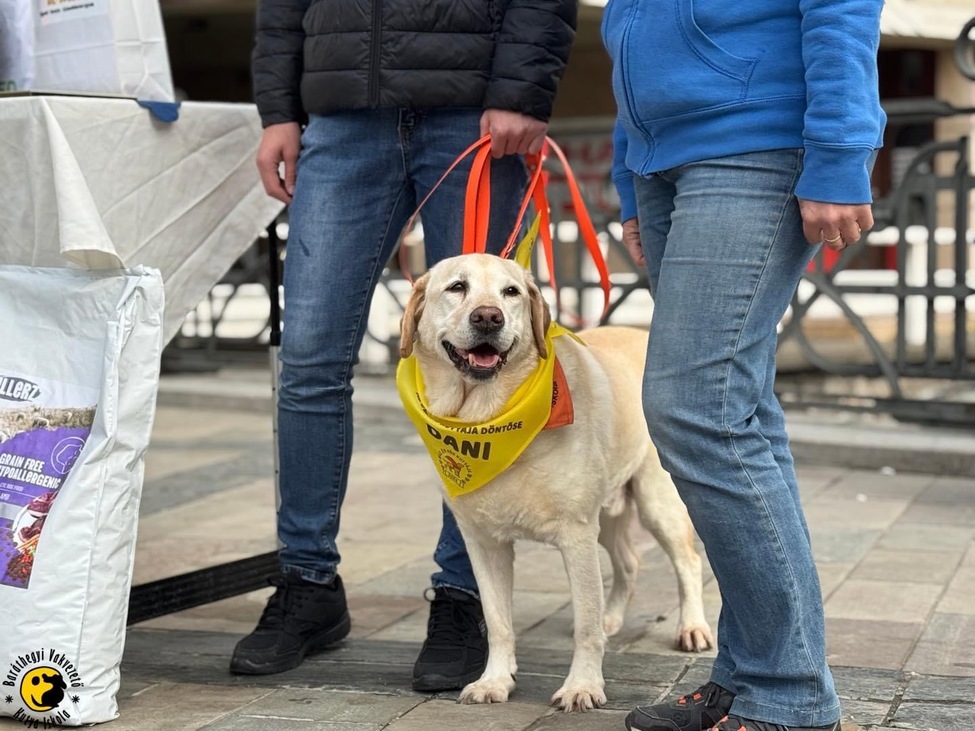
top-left (396, 322), bottom-right (577, 499)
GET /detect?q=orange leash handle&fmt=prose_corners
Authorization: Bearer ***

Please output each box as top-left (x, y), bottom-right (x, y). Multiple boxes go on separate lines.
top-left (501, 138), bottom-right (610, 322)
top-left (462, 142), bottom-right (493, 255)
top-left (546, 137), bottom-right (612, 321)
top-left (398, 133), bottom-right (612, 325)
top-left (499, 150), bottom-right (546, 260)
top-left (398, 134), bottom-right (493, 281)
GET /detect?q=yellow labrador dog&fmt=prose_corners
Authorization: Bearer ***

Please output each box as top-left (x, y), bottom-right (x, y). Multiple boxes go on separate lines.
top-left (399, 253), bottom-right (713, 711)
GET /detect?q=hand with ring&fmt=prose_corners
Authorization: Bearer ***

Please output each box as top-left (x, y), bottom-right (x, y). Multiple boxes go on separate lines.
top-left (797, 198), bottom-right (872, 252)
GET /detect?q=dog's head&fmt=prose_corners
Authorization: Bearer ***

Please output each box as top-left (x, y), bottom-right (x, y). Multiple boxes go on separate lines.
top-left (399, 254), bottom-right (551, 384)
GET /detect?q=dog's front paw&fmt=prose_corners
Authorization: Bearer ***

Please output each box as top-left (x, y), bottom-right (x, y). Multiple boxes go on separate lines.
top-left (675, 623), bottom-right (714, 652)
top-left (458, 676), bottom-right (515, 704)
top-left (551, 682), bottom-right (607, 712)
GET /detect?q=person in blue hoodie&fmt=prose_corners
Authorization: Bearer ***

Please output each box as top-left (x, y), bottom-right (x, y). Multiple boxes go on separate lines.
top-left (602, 2), bottom-right (885, 731)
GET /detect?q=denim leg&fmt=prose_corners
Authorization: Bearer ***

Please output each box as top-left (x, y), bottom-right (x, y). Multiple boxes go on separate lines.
top-left (634, 150), bottom-right (839, 726)
top-left (758, 344), bottom-right (806, 529)
top-left (277, 111), bottom-right (415, 584)
top-left (428, 501), bottom-right (476, 594)
top-left (407, 108), bottom-right (528, 596)
top-left (634, 171), bottom-right (740, 688)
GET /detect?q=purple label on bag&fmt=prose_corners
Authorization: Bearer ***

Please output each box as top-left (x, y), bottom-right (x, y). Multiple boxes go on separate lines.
top-left (0, 372), bottom-right (95, 590)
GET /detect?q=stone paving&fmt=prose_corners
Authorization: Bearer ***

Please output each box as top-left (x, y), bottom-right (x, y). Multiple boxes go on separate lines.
top-left (4, 367), bottom-right (972, 730)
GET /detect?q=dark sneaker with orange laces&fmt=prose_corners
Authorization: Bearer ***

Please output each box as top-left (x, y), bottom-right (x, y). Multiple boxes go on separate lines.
top-left (710, 715), bottom-right (840, 731)
top-left (625, 682), bottom-right (736, 731)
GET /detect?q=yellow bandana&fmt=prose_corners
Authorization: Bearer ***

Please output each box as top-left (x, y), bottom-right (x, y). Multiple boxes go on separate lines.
top-left (397, 323), bottom-right (576, 499)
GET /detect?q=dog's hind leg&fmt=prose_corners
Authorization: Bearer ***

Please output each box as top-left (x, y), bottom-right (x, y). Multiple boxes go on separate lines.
top-left (631, 460), bottom-right (714, 652)
top-left (598, 500), bottom-right (639, 637)
top-left (551, 526), bottom-right (608, 712)
top-left (457, 533), bottom-right (518, 705)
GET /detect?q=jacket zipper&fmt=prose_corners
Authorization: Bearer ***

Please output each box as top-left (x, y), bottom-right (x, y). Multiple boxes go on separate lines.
top-left (369, 0), bottom-right (382, 107)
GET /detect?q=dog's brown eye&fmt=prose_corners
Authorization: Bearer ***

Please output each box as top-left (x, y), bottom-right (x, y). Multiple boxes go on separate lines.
top-left (503, 286), bottom-right (520, 297)
top-left (447, 281), bottom-right (467, 293)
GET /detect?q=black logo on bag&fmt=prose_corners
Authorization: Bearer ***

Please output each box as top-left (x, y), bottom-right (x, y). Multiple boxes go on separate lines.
top-left (0, 377), bottom-right (41, 404)
top-left (3, 648), bottom-right (83, 728)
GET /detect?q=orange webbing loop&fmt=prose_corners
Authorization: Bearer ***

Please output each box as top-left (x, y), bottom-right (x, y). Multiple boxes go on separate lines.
top-left (499, 151), bottom-right (546, 259)
top-left (462, 142), bottom-right (493, 255)
top-left (397, 134), bottom-right (493, 281)
top-left (495, 147), bottom-right (562, 315)
top-left (503, 139), bottom-right (609, 322)
top-left (546, 137), bottom-right (612, 321)
top-left (397, 134), bottom-right (612, 326)
top-left (533, 168), bottom-right (561, 316)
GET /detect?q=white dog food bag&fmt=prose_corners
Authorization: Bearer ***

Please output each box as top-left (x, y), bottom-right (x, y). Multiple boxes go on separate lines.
top-left (0, 265), bottom-right (164, 726)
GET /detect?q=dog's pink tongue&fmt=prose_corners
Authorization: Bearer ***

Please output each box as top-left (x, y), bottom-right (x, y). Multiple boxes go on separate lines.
top-left (469, 352), bottom-right (500, 368)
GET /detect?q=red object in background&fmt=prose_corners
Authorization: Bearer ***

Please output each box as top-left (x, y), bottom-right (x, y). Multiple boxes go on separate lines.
top-left (808, 246), bottom-right (841, 273)
top-left (883, 245), bottom-right (898, 270)
top-left (806, 239), bottom-right (899, 275)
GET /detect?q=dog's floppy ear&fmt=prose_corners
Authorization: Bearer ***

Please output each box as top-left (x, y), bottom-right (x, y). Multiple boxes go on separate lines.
top-left (399, 273), bottom-right (430, 358)
top-left (528, 278), bottom-right (551, 359)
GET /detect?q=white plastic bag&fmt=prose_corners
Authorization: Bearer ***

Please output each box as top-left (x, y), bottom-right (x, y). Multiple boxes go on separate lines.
top-left (12, 0), bottom-right (174, 101)
top-left (0, 0), bottom-right (34, 91)
top-left (0, 265), bottom-right (164, 726)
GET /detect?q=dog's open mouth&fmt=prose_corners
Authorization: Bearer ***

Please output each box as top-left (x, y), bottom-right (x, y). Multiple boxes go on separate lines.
top-left (443, 340), bottom-right (510, 380)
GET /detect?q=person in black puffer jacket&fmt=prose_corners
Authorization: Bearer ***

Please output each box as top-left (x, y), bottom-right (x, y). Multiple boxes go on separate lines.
top-left (231, 0), bottom-right (577, 694)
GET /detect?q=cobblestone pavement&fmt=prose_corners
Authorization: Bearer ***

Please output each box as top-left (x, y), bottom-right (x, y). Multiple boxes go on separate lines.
top-left (4, 367), bottom-right (970, 730)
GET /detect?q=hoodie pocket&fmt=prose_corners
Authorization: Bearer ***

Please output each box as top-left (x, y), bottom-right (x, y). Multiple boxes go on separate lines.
top-left (626, 0), bottom-right (756, 123)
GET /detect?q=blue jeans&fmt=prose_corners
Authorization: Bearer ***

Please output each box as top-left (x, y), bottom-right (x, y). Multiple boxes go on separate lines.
top-left (633, 150), bottom-right (840, 726)
top-left (277, 109), bottom-right (526, 596)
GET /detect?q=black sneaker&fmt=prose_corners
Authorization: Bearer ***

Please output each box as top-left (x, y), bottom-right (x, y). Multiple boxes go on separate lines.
top-left (625, 682), bottom-right (736, 731)
top-left (229, 573), bottom-right (351, 675)
top-left (711, 715), bottom-right (840, 731)
top-left (412, 587), bottom-right (487, 692)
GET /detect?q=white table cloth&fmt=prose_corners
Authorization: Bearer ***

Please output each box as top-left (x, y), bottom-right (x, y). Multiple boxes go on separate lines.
top-left (0, 95), bottom-right (283, 343)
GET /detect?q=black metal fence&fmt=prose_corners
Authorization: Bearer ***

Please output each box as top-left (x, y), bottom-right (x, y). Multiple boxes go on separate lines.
top-left (166, 18), bottom-right (975, 425)
top-left (776, 96), bottom-right (974, 425)
top-left (134, 18), bottom-right (975, 624)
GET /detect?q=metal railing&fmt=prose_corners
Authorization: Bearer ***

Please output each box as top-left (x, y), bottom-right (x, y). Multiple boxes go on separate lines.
top-left (166, 19), bottom-right (975, 425)
top-left (136, 18), bottom-right (975, 622)
top-left (776, 126), bottom-right (974, 424)
top-left (775, 19), bottom-right (975, 425)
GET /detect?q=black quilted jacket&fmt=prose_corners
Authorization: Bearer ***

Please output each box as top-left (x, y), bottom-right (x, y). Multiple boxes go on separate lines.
top-left (252, 0), bottom-right (577, 127)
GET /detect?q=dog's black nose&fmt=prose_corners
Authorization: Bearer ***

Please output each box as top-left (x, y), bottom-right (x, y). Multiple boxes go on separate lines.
top-left (470, 306), bottom-right (504, 331)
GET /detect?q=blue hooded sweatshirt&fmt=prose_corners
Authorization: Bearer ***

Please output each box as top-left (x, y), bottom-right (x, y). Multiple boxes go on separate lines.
top-left (601, 0), bottom-right (887, 221)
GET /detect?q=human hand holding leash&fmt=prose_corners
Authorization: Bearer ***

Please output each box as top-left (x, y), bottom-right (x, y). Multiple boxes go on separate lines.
top-left (798, 198), bottom-right (873, 251)
top-left (256, 121), bottom-right (302, 204)
top-left (480, 109), bottom-right (548, 158)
